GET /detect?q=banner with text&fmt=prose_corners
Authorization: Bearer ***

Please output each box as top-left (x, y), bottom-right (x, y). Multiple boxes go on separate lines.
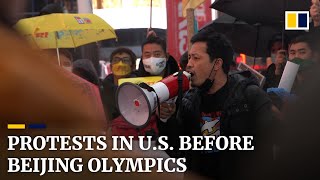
top-left (166, 0), bottom-right (212, 62)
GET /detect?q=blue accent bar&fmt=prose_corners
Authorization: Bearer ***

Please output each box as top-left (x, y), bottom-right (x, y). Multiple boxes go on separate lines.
top-left (28, 124), bottom-right (46, 129)
top-left (298, 13), bottom-right (308, 28)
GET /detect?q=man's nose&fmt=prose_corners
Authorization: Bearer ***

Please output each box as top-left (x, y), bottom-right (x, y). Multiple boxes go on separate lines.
top-left (186, 60), bottom-right (192, 69)
top-left (186, 64), bottom-right (192, 72)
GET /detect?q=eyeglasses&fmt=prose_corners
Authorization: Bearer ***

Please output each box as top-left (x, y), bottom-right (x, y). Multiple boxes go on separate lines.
top-left (111, 57), bottom-right (132, 64)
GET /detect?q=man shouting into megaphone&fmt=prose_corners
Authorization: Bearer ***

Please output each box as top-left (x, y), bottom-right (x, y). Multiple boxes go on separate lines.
top-left (163, 29), bottom-right (275, 180)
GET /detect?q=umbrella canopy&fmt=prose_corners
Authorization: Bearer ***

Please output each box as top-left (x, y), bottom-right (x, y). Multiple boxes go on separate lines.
top-left (14, 13), bottom-right (117, 49)
top-left (202, 14), bottom-right (305, 57)
top-left (202, 14), bottom-right (287, 57)
top-left (211, 0), bottom-right (311, 25)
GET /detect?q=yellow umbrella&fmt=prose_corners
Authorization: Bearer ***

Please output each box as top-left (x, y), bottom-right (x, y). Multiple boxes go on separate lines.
top-left (14, 13), bottom-right (117, 65)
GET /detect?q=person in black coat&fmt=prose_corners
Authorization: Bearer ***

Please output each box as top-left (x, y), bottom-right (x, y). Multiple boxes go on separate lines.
top-left (137, 34), bottom-right (179, 121)
top-left (137, 35), bottom-right (180, 137)
top-left (263, 33), bottom-right (289, 90)
top-left (164, 30), bottom-right (274, 180)
top-left (102, 47), bottom-right (137, 120)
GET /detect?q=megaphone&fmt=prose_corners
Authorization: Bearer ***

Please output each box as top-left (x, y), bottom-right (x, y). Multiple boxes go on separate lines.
top-left (116, 71), bottom-right (191, 127)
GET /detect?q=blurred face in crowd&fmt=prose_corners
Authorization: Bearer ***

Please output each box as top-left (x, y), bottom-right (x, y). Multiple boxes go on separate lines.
top-left (269, 41), bottom-right (285, 64)
top-left (271, 41), bottom-right (283, 55)
top-left (289, 42), bottom-right (313, 61)
top-left (142, 43), bottom-right (167, 75)
top-left (187, 42), bottom-right (218, 87)
top-left (111, 52), bottom-right (132, 77)
top-left (60, 53), bottom-right (72, 72)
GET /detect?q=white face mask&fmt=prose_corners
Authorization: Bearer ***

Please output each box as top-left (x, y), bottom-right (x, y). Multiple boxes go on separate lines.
top-left (63, 66), bottom-right (72, 72)
top-left (142, 57), bottom-right (166, 75)
top-left (270, 53), bottom-right (276, 63)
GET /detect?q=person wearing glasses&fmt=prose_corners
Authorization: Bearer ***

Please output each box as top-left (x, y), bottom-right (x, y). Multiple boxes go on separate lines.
top-left (102, 47), bottom-right (137, 120)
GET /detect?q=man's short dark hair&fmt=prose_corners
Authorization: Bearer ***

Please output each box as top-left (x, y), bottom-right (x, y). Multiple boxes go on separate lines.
top-left (110, 47), bottom-right (137, 67)
top-left (290, 34), bottom-right (315, 52)
top-left (191, 30), bottom-right (234, 74)
top-left (141, 35), bottom-right (167, 53)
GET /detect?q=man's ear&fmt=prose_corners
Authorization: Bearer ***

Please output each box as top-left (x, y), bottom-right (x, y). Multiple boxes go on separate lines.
top-left (214, 58), bottom-right (223, 71)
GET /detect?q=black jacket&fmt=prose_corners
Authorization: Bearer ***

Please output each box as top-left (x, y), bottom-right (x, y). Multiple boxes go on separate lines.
top-left (166, 71), bottom-right (274, 179)
top-left (102, 72), bottom-right (137, 120)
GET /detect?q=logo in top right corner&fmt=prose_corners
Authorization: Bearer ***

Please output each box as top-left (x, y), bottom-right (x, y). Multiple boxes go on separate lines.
top-left (285, 11), bottom-right (309, 30)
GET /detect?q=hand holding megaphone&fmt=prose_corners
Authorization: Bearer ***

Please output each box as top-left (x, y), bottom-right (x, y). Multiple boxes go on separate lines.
top-left (158, 98), bottom-right (177, 123)
top-left (116, 71), bottom-right (191, 127)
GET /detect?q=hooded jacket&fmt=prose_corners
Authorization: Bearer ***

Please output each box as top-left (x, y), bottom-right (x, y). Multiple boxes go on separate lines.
top-left (73, 59), bottom-right (100, 85)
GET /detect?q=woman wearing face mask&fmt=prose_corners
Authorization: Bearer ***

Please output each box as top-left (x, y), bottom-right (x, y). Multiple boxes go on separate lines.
top-left (263, 34), bottom-right (289, 90)
top-left (102, 47), bottom-right (137, 120)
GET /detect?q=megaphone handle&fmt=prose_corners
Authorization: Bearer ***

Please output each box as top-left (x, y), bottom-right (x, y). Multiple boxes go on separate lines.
top-left (174, 70), bottom-right (185, 124)
top-left (176, 70), bottom-right (184, 111)
top-left (139, 82), bottom-right (161, 120)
